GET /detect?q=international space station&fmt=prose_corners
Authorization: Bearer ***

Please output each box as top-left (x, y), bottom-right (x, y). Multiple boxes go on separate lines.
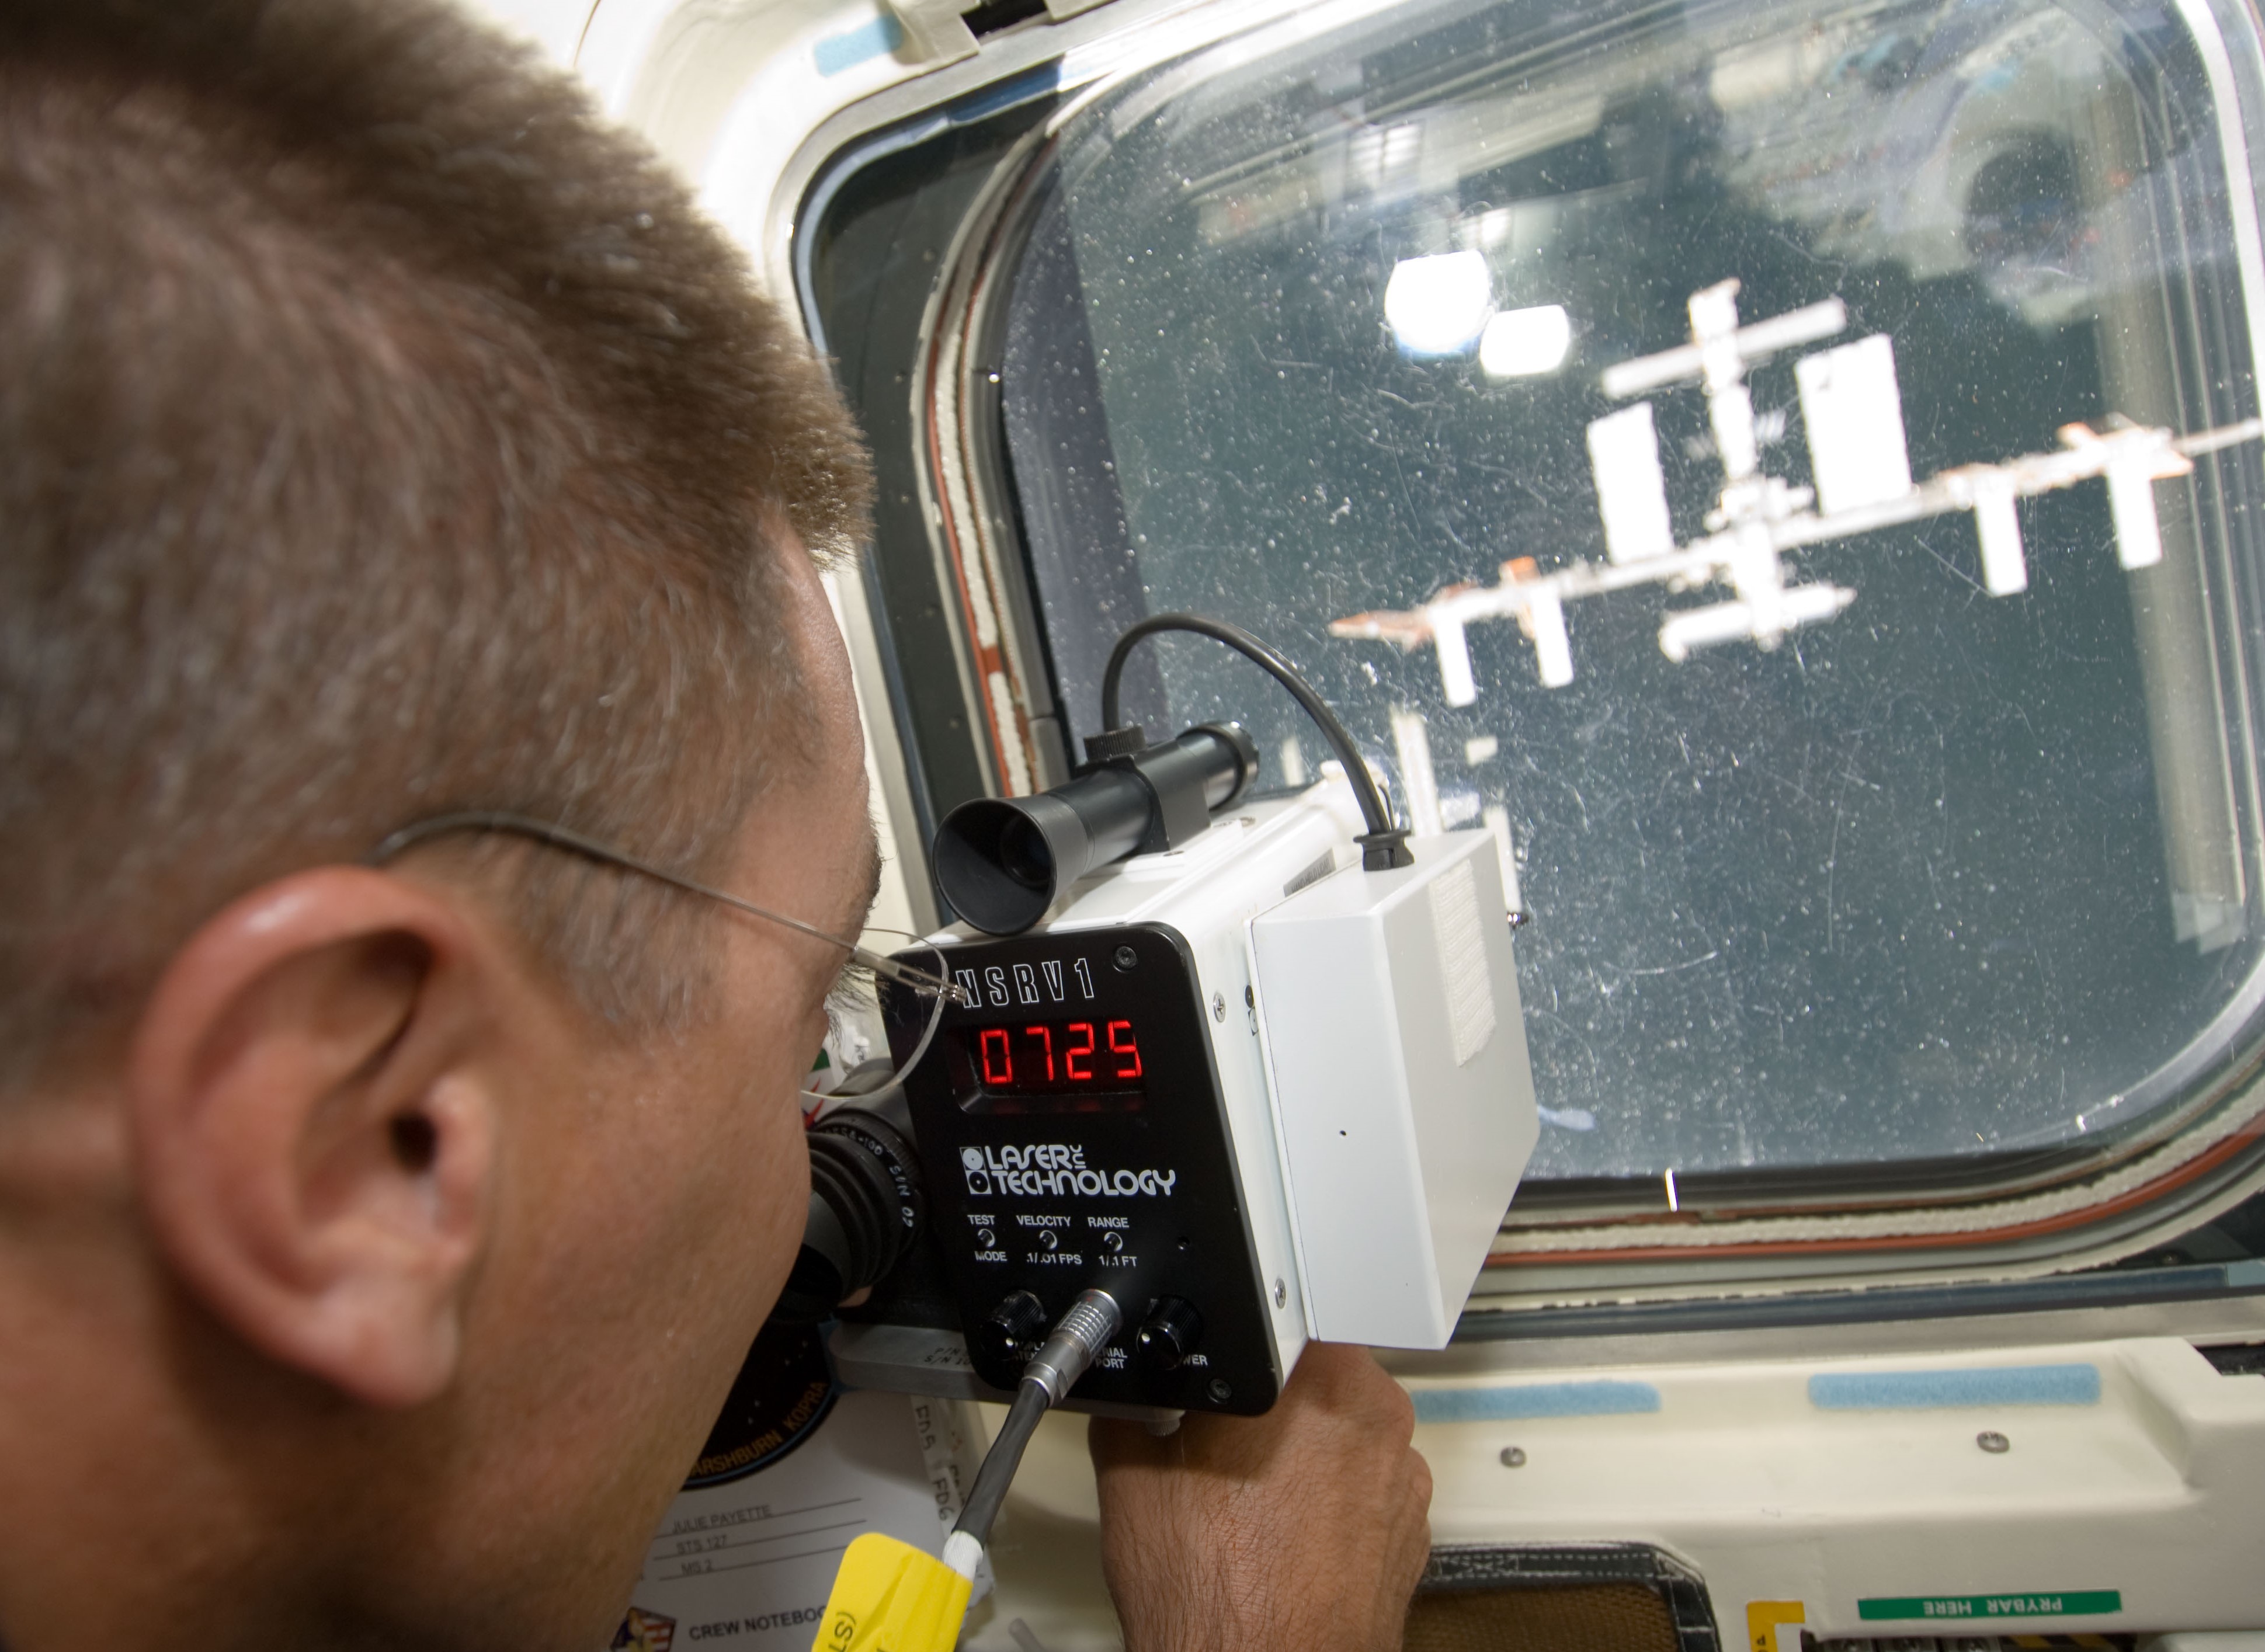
top-left (1331, 276), bottom-right (2265, 701)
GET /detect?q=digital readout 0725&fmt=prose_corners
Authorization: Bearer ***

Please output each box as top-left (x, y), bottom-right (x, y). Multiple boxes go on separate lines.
top-left (946, 1018), bottom-right (1148, 1103)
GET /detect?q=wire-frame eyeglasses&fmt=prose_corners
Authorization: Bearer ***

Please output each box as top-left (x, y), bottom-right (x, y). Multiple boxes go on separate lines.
top-left (363, 811), bottom-right (965, 1102)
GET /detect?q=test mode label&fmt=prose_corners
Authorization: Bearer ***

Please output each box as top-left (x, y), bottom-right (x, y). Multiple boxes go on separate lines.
top-left (1858, 1592), bottom-right (2122, 1622)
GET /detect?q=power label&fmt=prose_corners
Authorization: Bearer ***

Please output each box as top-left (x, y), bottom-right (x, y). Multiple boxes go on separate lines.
top-left (1858, 1592), bottom-right (2123, 1621)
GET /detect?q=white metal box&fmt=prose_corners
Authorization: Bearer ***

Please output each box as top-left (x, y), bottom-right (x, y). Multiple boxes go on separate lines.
top-left (1250, 829), bottom-right (1537, 1348)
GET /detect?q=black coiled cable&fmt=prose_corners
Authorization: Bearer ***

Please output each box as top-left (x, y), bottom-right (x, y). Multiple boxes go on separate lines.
top-left (1098, 613), bottom-right (1412, 870)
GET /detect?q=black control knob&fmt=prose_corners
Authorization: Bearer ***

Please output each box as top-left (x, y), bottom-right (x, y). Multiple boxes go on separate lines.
top-left (1135, 1297), bottom-right (1204, 1374)
top-left (975, 1289), bottom-right (1049, 1371)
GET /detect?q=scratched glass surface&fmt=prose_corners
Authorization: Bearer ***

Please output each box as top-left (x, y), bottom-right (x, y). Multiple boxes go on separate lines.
top-left (997, 0), bottom-right (2265, 1180)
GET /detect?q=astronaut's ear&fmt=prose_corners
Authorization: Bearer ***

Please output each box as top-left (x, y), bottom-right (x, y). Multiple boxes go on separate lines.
top-left (127, 867), bottom-right (503, 1407)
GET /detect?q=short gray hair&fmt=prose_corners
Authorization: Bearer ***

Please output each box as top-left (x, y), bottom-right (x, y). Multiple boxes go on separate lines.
top-left (0, 0), bottom-right (876, 1080)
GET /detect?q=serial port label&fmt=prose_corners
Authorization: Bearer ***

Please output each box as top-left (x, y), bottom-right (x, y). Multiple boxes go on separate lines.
top-left (1858, 1592), bottom-right (2122, 1622)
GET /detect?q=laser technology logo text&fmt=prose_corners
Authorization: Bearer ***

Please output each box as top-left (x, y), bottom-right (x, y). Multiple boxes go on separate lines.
top-left (960, 1143), bottom-right (1177, 1198)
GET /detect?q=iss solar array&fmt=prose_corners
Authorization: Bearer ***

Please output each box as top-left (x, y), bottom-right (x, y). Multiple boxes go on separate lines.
top-left (1330, 276), bottom-right (2265, 702)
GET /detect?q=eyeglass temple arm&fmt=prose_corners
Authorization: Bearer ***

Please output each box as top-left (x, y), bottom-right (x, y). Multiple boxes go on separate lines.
top-left (364, 811), bottom-right (967, 1003)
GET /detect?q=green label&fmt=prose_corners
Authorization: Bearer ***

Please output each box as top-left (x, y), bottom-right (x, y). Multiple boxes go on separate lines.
top-left (1859, 1593), bottom-right (2122, 1622)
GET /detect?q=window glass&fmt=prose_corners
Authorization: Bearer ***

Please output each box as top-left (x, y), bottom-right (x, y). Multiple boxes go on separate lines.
top-left (993, 0), bottom-right (2265, 1184)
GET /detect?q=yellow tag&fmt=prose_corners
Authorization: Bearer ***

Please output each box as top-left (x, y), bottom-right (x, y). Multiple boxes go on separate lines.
top-left (1746, 1600), bottom-right (1807, 1652)
top-left (810, 1533), bottom-right (973, 1652)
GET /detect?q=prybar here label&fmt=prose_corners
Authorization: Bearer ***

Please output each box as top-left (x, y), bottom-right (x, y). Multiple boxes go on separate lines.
top-left (1858, 1593), bottom-right (2122, 1622)
top-left (960, 1143), bottom-right (1177, 1199)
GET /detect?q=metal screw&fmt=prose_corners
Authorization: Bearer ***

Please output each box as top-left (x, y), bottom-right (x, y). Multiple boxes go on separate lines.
top-left (1976, 1431), bottom-right (2010, 1453)
top-left (1245, 985), bottom-right (1256, 1007)
top-left (1113, 945), bottom-right (1138, 971)
top-left (1211, 992), bottom-right (1227, 1022)
top-left (1500, 1446), bottom-right (1527, 1467)
top-left (1272, 1277), bottom-right (1288, 1308)
top-left (1207, 1378), bottom-right (1232, 1402)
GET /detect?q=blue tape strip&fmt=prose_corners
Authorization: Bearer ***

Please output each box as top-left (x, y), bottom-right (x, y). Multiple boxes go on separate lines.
top-left (814, 13), bottom-right (905, 77)
top-left (1809, 1364), bottom-right (2101, 1411)
top-left (943, 60), bottom-right (1063, 125)
top-left (1413, 1380), bottom-right (1662, 1423)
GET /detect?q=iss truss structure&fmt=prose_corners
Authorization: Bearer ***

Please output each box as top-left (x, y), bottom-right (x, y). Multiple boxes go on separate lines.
top-left (1330, 278), bottom-right (2265, 702)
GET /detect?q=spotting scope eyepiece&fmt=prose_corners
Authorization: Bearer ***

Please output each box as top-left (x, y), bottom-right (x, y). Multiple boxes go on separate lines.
top-left (934, 722), bottom-right (1259, 935)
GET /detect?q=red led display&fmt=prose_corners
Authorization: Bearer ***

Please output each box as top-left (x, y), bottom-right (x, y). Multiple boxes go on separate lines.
top-left (952, 1018), bottom-right (1146, 1095)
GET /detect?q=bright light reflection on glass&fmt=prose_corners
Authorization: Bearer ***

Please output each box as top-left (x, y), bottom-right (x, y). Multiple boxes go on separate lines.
top-left (1384, 250), bottom-right (1492, 357)
top-left (1479, 303), bottom-right (1573, 378)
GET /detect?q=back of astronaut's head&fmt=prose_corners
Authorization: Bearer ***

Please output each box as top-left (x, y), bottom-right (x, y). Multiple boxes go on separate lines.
top-left (0, 0), bottom-right (876, 1086)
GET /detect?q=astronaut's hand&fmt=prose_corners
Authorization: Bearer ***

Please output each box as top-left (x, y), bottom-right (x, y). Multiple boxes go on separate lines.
top-left (1088, 1341), bottom-right (1433, 1652)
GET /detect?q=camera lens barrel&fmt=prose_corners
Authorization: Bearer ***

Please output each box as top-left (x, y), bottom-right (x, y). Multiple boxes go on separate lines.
top-left (772, 1089), bottom-right (924, 1324)
top-left (933, 723), bottom-right (1260, 935)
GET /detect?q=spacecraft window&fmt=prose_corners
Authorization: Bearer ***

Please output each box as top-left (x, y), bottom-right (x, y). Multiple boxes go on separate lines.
top-left (947, 0), bottom-right (2265, 1209)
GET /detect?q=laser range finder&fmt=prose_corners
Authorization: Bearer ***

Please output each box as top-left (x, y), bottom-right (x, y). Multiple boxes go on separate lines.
top-left (790, 616), bottom-right (1540, 1420)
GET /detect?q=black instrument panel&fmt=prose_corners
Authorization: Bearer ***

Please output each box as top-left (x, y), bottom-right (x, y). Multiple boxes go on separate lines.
top-left (884, 923), bottom-right (1282, 1413)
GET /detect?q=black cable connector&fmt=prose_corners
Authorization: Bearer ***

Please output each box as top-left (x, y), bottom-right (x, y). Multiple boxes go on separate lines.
top-left (1097, 614), bottom-right (1414, 871)
top-left (951, 1289), bottom-right (1124, 1551)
